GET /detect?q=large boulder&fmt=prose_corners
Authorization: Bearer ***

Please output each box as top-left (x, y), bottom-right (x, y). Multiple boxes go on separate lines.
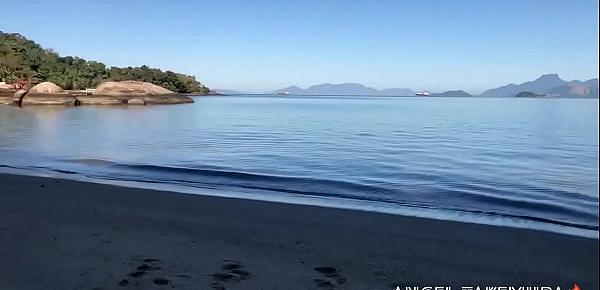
top-left (95, 81), bottom-right (176, 96)
top-left (94, 81), bottom-right (193, 104)
top-left (28, 82), bottom-right (65, 94)
top-left (0, 82), bottom-right (14, 90)
top-left (0, 82), bottom-right (16, 98)
top-left (20, 82), bottom-right (76, 106)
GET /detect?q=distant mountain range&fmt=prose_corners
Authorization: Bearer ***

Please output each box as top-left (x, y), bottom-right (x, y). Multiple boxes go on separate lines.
top-left (545, 78), bottom-right (598, 98)
top-left (215, 74), bottom-right (599, 98)
top-left (479, 74), bottom-right (598, 98)
top-left (273, 83), bottom-right (414, 96)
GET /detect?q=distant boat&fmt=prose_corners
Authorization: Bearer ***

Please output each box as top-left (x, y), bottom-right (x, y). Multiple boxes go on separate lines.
top-left (277, 92), bottom-right (290, 95)
top-left (416, 91), bottom-right (430, 96)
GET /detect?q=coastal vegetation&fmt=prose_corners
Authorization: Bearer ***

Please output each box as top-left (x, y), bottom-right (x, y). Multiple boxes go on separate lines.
top-left (515, 91), bottom-right (545, 98)
top-left (0, 31), bottom-right (209, 94)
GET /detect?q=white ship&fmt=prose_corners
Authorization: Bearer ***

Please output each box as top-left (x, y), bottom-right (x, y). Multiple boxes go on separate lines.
top-left (415, 91), bottom-right (430, 96)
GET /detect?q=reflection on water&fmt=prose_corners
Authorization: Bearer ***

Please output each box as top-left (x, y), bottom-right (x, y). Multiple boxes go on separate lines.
top-left (0, 96), bottom-right (598, 237)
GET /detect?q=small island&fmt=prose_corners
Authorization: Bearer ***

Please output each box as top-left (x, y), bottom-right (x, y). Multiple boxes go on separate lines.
top-left (430, 90), bottom-right (472, 97)
top-left (515, 91), bottom-right (546, 98)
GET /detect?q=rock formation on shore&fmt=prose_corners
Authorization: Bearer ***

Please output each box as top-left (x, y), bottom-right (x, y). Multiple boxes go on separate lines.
top-left (20, 82), bottom-right (77, 106)
top-left (28, 82), bottom-right (65, 94)
top-left (93, 81), bottom-right (193, 104)
top-left (95, 81), bottom-right (176, 96)
top-left (0, 82), bottom-right (15, 94)
top-left (1, 80), bottom-right (194, 106)
top-left (1, 83), bottom-right (17, 104)
top-left (76, 96), bottom-right (125, 105)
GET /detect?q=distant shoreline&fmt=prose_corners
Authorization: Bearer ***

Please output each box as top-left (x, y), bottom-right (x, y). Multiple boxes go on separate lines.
top-left (207, 93), bottom-right (600, 98)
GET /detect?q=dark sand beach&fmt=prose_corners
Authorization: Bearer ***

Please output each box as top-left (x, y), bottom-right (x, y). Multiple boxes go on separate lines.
top-left (0, 173), bottom-right (597, 290)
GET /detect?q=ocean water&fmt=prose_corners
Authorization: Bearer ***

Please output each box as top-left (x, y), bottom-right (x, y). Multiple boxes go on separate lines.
top-left (0, 96), bottom-right (598, 237)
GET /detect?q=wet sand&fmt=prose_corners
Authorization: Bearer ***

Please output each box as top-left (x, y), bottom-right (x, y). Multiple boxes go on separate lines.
top-left (0, 173), bottom-right (597, 290)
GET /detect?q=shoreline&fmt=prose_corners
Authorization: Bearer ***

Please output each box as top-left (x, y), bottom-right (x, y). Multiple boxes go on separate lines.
top-left (2, 166), bottom-right (596, 239)
top-left (1, 172), bottom-right (598, 289)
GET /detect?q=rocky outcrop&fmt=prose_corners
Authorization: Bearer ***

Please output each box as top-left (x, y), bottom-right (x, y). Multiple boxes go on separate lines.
top-left (1, 80), bottom-right (194, 106)
top-left (28, 82), bottom-right (65, 94)
top-left (0, 82), bottom-right (15, 104)
top-left (0, 82), bottom-right (16, 98)
top-left (95, 81), bottom-right (176, 96)
top-left (0, 82), bottom-right (14, 90)
top-left (22, 94), bottom-right (78, 106)
top-left (76, 96), bottom-right (125, 105)
top-left (17, 82), bottom-right (76, 106)
top-left (94, 81), bottom-right (194, 104)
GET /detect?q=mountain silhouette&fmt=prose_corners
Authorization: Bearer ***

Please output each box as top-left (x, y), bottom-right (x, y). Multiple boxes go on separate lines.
top-left (273, 83), bottom-right (414, 96)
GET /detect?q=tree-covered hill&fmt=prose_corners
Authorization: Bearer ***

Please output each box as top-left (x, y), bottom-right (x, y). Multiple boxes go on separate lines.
top-left (0, 31), bottom-right (210, 94)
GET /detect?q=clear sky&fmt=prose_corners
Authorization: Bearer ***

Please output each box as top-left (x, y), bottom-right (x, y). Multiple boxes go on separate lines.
top-left (1, 0), bottom-right (598, 93)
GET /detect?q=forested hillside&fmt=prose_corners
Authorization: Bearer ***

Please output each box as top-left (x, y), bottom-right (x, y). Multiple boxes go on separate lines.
top-left (0, 32), bottom-right (209, 93)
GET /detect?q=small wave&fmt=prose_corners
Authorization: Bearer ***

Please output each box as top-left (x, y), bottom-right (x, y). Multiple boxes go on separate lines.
top-left (70, 158), bottom-right (116, 166)
top-left (53, 158), bottom-right (600, 232)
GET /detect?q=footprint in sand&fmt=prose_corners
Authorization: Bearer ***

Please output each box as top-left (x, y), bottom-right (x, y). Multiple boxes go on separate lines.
top-left (313, 266), bottom-right (346, 289)
top-left (118, 279), bottom-right (129, 286)
top-left (120, 257), bottom-right (170, 287)
top-left (118, 256), bottom-right (198, 288)
top-left (152, 277), bottom-right (171, 285)
top-left (209, 259), bottom-right (252, 289)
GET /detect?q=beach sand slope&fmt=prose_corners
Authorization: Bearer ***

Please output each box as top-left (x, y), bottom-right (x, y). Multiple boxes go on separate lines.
top-left (0, 173), bottom-right (597, 290)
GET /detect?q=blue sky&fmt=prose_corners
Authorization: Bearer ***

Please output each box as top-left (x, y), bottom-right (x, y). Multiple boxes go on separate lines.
top-left (1, 0), bottom-right (598, 93)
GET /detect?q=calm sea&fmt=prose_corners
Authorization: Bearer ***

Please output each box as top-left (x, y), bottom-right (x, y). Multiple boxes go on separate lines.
top-left (0, 96), bottom-right (598, 237)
